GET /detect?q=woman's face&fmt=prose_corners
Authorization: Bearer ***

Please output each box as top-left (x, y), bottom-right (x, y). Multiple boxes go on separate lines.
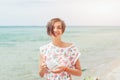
top-left (52, 21), bottom-right (63, 38)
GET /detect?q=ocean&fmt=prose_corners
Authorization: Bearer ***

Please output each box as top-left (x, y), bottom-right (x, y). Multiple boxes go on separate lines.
top-left (0, 26), bottom-right (120, 80)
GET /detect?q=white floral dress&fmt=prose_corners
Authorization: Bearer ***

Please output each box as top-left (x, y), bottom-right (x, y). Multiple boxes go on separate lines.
top-left (40, 42), bottom-right (81, 80)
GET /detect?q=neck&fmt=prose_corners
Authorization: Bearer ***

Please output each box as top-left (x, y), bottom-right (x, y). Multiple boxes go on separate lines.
top-left (51, 37), bottom-right (63, 46)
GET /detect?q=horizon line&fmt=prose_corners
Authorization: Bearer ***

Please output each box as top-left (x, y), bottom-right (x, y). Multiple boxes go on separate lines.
top-left (0, 25), bottom-right (120, 27)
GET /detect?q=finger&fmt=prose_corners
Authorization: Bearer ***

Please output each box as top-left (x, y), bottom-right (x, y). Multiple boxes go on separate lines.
top-left (52, 69), bottom-right (61, 73)
top-left (56, 66), bottom-right (64, 68)
top-left (43, 65), bottom-right (47, 68)
top-left (41, 63), bottom-right (47, 66)
top-left (41, 64), bottom-right (47, 68)
top-left (51, 70), bottom-right (59, 73)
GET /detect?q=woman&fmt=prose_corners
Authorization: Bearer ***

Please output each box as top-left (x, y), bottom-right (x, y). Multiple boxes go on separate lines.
top-left (39, 18), bottom-right (82, 80)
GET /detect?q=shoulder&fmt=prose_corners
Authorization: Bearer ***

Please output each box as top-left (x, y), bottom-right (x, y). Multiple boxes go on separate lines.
top-left (39, 43), bottom-right (51, 52)
top-left (70, 42), bottom-right (78, 48)
top-left (68, 43), bottom-right (81, 54)
top-left (64, 42), bottom-right (79, 49)
top-left (63, 42), bottom-right (73, 48)
top-left (62, 42), bottom-right (80, 49)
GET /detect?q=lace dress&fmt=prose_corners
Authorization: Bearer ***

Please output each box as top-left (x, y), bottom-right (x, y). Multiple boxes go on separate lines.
top-left (40, 42), bottom-right (81, 80)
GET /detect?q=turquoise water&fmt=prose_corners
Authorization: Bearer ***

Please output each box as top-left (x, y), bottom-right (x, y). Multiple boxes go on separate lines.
top-left (0, 26), bottom-right (120, 80)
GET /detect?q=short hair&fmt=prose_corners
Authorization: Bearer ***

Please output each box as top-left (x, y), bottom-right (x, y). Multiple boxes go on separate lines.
top-left (46, 18), bottom-right (66, 36)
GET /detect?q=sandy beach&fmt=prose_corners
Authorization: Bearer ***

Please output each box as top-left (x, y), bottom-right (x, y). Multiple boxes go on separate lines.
top-left (106, 66), bottom-right (120, 80)
top-left (72, 50), bottom-right (120, 80)
top-left (102, 58), bottom-right (120, 80)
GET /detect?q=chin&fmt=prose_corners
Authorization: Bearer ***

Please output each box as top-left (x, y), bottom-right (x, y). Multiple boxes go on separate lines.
top-left (53, 35), bottom-right (61, 38)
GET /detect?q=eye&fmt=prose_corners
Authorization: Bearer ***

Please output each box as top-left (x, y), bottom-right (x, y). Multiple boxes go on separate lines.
top-left (57, 26), bottom-right (62, 29)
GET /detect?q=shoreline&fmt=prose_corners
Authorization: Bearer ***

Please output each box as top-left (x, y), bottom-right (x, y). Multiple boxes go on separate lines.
top-left (102, 58), bottom-right (120, 80)
top-left (83, 57), bottom-right (120, 80)
top-left (73, 50), bottom-right (120, 80)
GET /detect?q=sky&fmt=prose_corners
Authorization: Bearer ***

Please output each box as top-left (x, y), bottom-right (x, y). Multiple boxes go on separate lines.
top-left (0, 0), bottom-right (120, 26)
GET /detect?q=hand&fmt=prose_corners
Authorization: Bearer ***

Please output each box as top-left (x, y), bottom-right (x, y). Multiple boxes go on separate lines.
top-left (51, 66), bottom-right (67, 73)
top-left (39, 55), bottom-right (48, 77)
top-left (40, 62), bottom-right (48, 73)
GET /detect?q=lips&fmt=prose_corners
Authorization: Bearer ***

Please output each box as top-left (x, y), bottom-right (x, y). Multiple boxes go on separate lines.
top-left (54, 32), bottom-right (60, 36)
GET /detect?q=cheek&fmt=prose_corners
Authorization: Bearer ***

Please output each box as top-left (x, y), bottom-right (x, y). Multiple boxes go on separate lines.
top-left (60, 30), bottom-right (63, 34)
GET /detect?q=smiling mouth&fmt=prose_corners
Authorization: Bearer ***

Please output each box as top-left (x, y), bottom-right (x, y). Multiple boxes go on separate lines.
top-left (54, 31), bottom-right (59, 34)
top-left (54, 32), bottom-right (60, 36)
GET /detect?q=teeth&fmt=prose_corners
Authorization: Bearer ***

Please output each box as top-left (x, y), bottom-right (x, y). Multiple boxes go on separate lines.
top-left (54, 33), bottom-right (59, 35)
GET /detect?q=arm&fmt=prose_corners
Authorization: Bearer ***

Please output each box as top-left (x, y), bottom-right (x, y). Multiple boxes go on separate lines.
top-left (65, 59), bottom-right (82, 76)
top-left (39, 55), bottom-right (48, 77)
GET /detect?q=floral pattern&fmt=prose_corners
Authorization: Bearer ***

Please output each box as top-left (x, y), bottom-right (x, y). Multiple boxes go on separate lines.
top-left (40, 42), bottom-right (81, 80)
